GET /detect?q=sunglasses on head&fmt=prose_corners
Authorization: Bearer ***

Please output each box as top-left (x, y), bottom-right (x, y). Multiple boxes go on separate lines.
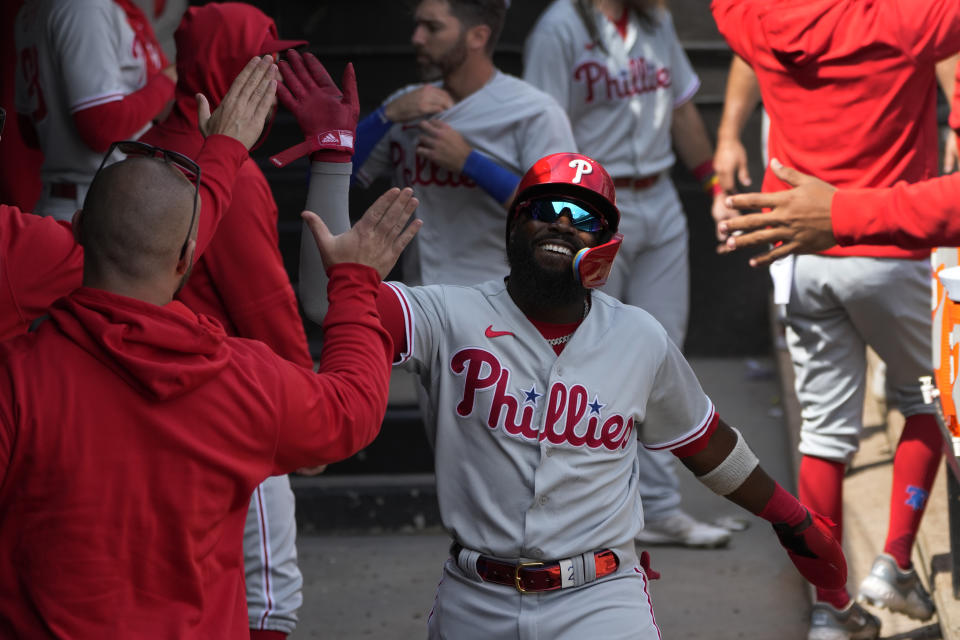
top-left (519, 197), bottom-right (607, 233)
top-left (95, 140), bottom-right (201, 259)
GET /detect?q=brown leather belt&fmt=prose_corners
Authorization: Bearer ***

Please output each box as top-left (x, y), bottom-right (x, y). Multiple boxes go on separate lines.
top-left (451, 542), bottom-right (619, 593)
top-left (49, 183), bottom-right (78, 199)
top-left (612, 175), bottom-right (659, 190)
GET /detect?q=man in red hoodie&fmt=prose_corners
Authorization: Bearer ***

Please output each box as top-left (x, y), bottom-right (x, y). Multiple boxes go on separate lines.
top-left (140, 6), bottom-right (313, 637)
top-left (712, 1), bottom-right (960, 638)
top-left (0, 55), bottom-right (277, 341)
top-left (0, 139), bottom-right (421, 638)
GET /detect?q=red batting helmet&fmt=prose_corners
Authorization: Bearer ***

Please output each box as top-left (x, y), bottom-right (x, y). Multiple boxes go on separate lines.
top-left (507, 152), bottom-right (620, 243)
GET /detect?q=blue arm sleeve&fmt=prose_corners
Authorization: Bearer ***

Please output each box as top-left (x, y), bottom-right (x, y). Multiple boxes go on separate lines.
top-left (351, 106), bottom-right (393, 183)
top-left (461, 150), bottom-right (521, 205)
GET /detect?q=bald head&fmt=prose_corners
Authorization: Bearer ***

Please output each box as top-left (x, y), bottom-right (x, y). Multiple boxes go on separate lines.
top-left (80, 157), bottom-right (198, 284)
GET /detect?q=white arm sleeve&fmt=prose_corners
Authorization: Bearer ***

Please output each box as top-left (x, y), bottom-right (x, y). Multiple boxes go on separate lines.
top-left (298, 160), bottom-right (353, 324)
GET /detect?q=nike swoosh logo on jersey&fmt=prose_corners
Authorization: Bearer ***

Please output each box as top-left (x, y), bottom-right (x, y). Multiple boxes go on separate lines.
top-left (485, 325), bottom-right (514, 339)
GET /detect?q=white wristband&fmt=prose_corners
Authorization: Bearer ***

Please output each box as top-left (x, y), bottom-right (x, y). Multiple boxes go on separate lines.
top-left (696, 427), bottom-right (759, 496)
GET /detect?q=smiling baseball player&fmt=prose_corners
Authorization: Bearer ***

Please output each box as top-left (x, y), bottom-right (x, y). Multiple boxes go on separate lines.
top-left (281, 53), bottom-right (848, 638)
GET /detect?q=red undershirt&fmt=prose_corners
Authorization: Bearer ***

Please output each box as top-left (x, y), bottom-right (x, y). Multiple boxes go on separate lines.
top-left (611, 7), bottom-right (630, 40)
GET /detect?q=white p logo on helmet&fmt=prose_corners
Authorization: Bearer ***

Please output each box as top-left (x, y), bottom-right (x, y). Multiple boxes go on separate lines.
top-left (568, 158), bottom-right (592, 184)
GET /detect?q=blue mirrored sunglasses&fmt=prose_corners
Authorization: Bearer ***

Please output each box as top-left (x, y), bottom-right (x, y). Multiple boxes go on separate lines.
top-left (522, 198), bottom-right (607, 233)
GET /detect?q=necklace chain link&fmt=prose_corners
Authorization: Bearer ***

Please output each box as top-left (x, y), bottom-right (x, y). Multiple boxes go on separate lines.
top-left (545, 298), bottom-right (590, 347)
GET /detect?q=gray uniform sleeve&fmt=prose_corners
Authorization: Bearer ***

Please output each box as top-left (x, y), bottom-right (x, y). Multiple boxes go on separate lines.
top-left (51, 1), bottom-right (132, 111)
top-left (663, 11), bottom-right (700, 107)
top-left (298, 160), bottom-right (353, 324)
top-left (639, 337), bottom-right (714, 448)
top-left (516, 98), bottom-right (578, 172)
top-left (523, 20), bottom-right (574, 112)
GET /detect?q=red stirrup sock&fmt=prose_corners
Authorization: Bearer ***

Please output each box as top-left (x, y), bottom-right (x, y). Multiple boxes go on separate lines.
top-left (884, 413), bottom-right (944, 570)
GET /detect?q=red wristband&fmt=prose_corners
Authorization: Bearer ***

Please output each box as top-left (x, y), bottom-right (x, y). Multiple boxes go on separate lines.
top-left (691, 159), bottom-right (714, 182)
top-left (757, 482), bottom-right (808, 527)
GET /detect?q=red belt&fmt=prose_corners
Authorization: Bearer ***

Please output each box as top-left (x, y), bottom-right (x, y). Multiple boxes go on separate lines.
top-left (49, 183), bottom-right (78, 199)
top-left (612, 175), bottom-right (659, 190)
top-left (453, 542), bottom-right (619, 593)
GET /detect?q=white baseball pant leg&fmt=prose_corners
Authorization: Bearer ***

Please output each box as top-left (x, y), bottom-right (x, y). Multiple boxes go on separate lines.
top-left (784, 255), bottom-right (932, 463)
top-left (244, 474), bottom-right (303, 635)
top-left (603, 176), bottom-right (689, 518)
top-left (428, 553), bottom-right (659, 639)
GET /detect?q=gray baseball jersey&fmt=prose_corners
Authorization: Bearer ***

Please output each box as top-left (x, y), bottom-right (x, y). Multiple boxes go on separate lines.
top-left (523, 1), bottom-right (699, 178)
top-left (357, 71), bottom-right (577, 286)
top-left (385, 279), bottom-right (714, 560)
top-left (15, 0), bottom-right (161, 187)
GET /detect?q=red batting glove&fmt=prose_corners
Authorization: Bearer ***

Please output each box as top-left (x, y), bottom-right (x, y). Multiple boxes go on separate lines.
top-left (270, 50), bottom-right (359, 167)
top-left (772, 508), bottom-right (847, 590)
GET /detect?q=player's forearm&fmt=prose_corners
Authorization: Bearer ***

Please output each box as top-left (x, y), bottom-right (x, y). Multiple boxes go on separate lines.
top-left (716, 55), bottom-right (760, 144)
top-left (192, 134), bottom-right (249, 257)
top-left (70, 72), bottom-right (175, 153)
top-left (300, 160), bottom-right (353, 323)
top-left (832, 172), bottom-right (960, 248)
top-left (671, 101), bottom-right (715, 172)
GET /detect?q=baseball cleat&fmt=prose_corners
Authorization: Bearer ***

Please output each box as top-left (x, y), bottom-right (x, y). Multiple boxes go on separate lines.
top-left (856, 553), bottom-right (935, 621)
top-left (807, 602), bottom-right (880, 640)
top-left (634, 510), bottom-right (731, 548)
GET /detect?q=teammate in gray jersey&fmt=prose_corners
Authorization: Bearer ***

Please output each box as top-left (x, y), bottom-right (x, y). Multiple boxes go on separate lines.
top-left (343, 0), bottom-right (576, 288)
top-left (280, 52), bottom-right (849, 638)
top-left (524, 0), bottom-right (735, 548)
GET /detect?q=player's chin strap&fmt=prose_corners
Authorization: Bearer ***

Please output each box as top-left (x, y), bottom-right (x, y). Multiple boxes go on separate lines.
top-left (269, 129), bottom-right (355, 168)
top-left (572, 232), bottom-right (623, 289)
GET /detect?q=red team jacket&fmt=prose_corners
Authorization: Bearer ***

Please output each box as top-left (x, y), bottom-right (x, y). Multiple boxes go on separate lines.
top-left (0, 265), bottom-right (391, 638)
top-left (0, 133), bottom-right (247, 341)
top-left (141, 4), bottom-right (313, 369)
top-left (712, 0), bottom-right (960, 259)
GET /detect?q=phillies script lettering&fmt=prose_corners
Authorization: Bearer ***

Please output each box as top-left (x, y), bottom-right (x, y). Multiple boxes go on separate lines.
top-left (451, 348), bottom-right (633, 450)
top-left (390, 142), bottom-right (478, 189)
top-left (573, 57), bottom-right (671, 103)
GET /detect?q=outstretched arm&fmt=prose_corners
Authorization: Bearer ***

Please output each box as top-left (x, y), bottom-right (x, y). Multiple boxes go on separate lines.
top-left (714, 55), bottom-right (760, 194)
top-left (676, 416), bottom-right (847, 590)
top-left (671, 100), bottom-right (738, 239)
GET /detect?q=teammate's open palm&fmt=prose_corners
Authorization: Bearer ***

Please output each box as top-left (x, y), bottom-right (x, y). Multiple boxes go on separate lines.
top-left (198, 55), bottom-right (278, 149)
top-left (302, 187), bottom-right (422, 280)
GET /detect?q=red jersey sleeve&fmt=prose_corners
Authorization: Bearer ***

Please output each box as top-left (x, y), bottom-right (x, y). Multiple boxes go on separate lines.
top-left (0, 205), bottom-right (83, 340)
top-left (710, 0), bottom-right (759, 65)
top-left (192, 134), bottom-right (248, 258)
top-left (200, 166), bottom-right (314, 370)
top-left (832, 173), bottom-right (960, 248)
top-left (270, 263), bottom-right (393, 472)
top-left (888, 0), bottom-right (960, 64)
top-left (71, 73), bottom-right (175, 153)
top-left (377, 281), bottom-right (408, 362)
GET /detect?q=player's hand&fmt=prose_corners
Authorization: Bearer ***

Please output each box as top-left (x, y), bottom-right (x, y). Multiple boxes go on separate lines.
top-left (713, 136), bottom-right (752, 192)
top-left (383, 85), bottom-right (454, 123)
top-left (717, 159), bottom-right (838, 267)
top-left (772, 508), bottom-right (847, 590)
top-left (273, 51), bottom-right (359, 165)
top-left (711, 190), bottom-right (739, 241)
top-left (415, 120), bottom-right (471, 171)
top-left (198, 55), bottom-right (278, 150)
top-left (944, 132), bottom-right (959, 174)
top-left (302, 187), bottom-right (422, 279)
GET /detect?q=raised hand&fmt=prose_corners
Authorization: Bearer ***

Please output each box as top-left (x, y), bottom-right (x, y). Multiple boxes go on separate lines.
top-left (197, 55), bottom-right (278, 150)
top-left (717, 159), bottom-right (838, 267)
top-left (271, 51), bottom-right (359, 167)
top-left (302, 187), bottom-right (422, 280)
top-left (383, 85), bottom-right (454, 123)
